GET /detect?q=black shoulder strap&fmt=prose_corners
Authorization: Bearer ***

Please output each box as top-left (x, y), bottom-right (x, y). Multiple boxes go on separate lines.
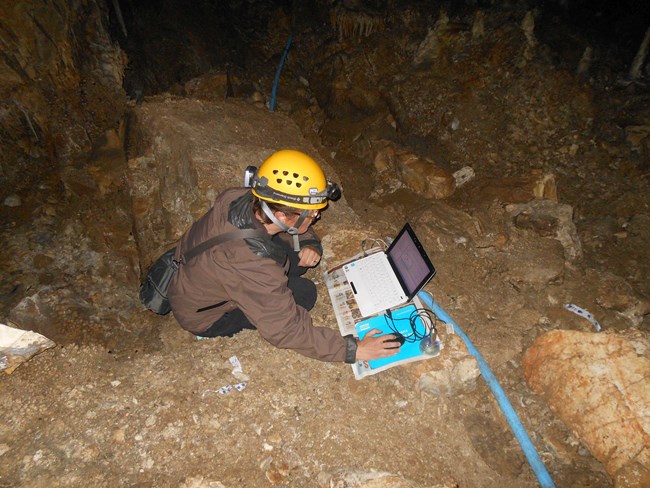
top-left (180, 228), bottom-right (267, 264)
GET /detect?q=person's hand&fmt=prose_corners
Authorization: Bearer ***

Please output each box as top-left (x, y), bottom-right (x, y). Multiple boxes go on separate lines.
top-left (298, 246), bottom-right (321, 268)
top-left (355, 329), bottom-right (401, 361)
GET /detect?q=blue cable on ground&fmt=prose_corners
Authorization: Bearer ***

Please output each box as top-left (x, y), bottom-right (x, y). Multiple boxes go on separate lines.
top-left (269, 34), bottom-right (293, 112)
top-left (417, 291), bottom-right (556, 488)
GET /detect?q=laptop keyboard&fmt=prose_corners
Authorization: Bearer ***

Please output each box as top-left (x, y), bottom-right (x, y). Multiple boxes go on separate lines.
top-left (352, 253), bottom-right (404, 311)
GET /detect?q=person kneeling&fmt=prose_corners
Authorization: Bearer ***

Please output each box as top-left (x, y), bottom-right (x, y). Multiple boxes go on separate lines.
top-left (168, 149), bottom-right (398, 363)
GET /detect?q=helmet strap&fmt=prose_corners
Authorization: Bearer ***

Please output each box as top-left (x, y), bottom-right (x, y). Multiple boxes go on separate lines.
top-left (260, 201), bottom-right (308, 252)
top-left (291, 211), bottom-right (309, 252)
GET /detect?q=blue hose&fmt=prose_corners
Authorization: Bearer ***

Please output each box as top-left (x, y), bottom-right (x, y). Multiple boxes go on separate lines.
top-left (269, 34), bottom-right (293, 112)
top-left (417, 291), bottom-right (556, 488)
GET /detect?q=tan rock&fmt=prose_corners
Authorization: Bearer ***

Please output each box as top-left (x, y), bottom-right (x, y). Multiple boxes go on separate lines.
top-left (316, 467), bottom-right (457, 487)
top-left (465, 170), bottom-right (558, 205)
top-left (372, 143), bottom-right (455, 200)
top-left (507, 198), bottom-right (582, 262)
top-left (625, 125), bottom-right (650, 150)
top-left (412, 10), bottom-right (449, 66)
top-left (591, 270), bottom-right (638, 312)
top-left (407, 333), bottom-right (480, 396)
top-left (522, 329), bottom-right (650, 487)
top-left (397, 154), bottom-right (455, 199)
top-left (180, 477), bottom-right (226, 488)
top-left (264, 458), bottom-right (290, 484)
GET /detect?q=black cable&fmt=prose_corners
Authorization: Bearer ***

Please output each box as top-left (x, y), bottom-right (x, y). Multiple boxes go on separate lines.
top-left (382, 306), bottom-right (438, 343)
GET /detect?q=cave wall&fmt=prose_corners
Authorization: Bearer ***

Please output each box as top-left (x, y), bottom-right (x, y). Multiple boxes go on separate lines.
top-left (0, 0), bottom-right (127, 198)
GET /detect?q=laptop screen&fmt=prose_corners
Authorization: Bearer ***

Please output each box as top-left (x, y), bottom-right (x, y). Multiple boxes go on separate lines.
top-left (387, 223), bottom-right (436, 299)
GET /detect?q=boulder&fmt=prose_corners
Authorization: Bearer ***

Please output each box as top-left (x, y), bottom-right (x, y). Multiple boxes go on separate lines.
top-left (183, 70), bottom-right (257, 101)
top-left (126, 97), bottom-right (350, 268)
top-left (372, 143), bottom-right (455, 200)
top-left (522, 329), bottom-right (650, 487)
top-left (507, 198), bottom-right (582, 262)
top-left (463, 171), bottom-right (558, 206)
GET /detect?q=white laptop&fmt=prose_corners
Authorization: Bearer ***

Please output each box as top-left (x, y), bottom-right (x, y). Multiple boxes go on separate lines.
top-left (342, 223), bottom-right (436, 317)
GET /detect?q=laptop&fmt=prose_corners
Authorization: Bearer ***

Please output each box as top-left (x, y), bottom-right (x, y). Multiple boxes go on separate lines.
top-left (342, 223), bottom-right (436, 317)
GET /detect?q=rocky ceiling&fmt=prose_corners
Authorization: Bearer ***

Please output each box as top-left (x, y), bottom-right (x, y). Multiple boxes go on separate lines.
top-left (111, 1), bottom-right (646, 102)
top-left (2, 0), bottom-right (649, 200)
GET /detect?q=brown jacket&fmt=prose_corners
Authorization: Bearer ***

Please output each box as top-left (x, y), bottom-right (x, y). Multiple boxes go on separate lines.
top-left (168, 188), bottom-right (347, 362)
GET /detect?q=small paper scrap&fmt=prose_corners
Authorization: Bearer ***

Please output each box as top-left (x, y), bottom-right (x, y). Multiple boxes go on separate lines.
top-left (230, 355), bottom-right (250, 382)
top-left (201, 383), bottom-right (247, 398)
top-left (229, 355), bottom-right (243, 375)
top-left (201, 356), bottom-right (249, 397)
top-left (563, 303), bottom-right (602, 332)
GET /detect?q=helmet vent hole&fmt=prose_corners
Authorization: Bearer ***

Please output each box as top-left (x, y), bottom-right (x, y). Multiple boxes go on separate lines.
top-left (273, 170), bottom-right (279, 175)
top-left (296, 183), bottom-right (302, 188)
top-left (276, 178), bottom-right (283, 184)
top-left (302, 176), bottom-right (309, 182)
top-left (293, 173), bottom-right (299, 178)
top-left (283, 171), bottom-right (289, 176)
top-left (286, 180), bottom-right (293, 185)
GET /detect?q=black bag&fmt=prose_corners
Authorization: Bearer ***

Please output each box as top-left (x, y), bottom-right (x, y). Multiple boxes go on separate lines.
top-left (139, 247), bottom-right (179, 315)
top-left (139, 228), bottom-right (266, 315)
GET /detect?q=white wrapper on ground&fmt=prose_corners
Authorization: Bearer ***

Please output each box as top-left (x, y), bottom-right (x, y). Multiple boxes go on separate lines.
top-left (0, 323), bottom-right (55, 374)
top-left (230, 355), bottom-right (250, 382)
top-left (201, 356), bottom-right (249, 397)
top-left (563, 303), bottom-right (602, 332)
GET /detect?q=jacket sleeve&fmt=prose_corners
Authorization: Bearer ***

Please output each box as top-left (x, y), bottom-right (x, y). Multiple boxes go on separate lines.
top-left (212, 247), bottom-right (346, 362)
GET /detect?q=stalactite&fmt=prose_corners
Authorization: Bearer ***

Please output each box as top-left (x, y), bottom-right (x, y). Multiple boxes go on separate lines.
top-left (629, 25), bottom-right (650, 80)
top-left (576, 46), bottom-right (592, 75)
top-left (522, 11), bottom-right (537, 49)
top-left (517, 10), bottom-right (537, 68)
top-left (111, 0), bottom-right (127, 37)
top-left (472, 10), bottom-right (485, 40)
top-left (14, 101), bottom-right (39, 141)
top-left (330, 7), bottom-right (385, 41)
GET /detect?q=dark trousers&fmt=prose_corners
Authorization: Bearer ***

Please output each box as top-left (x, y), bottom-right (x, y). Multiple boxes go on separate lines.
top-left (197, 237), bottom-right (317, 338)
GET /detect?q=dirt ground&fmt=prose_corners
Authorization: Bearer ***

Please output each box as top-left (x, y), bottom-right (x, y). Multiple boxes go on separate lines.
top-left (0, 97), bottom-right (636, 487)
top-left (0, 277), bottom-right (614, 488)
top-left (1, 2), bottom-right (649, 488)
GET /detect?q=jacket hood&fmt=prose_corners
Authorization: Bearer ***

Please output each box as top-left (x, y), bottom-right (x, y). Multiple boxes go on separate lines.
top-left (228, 190), bottom-right (287, 265)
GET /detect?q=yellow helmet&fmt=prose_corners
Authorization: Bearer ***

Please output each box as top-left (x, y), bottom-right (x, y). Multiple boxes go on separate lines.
top-left (249, 149), bottom-right (340, 210)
